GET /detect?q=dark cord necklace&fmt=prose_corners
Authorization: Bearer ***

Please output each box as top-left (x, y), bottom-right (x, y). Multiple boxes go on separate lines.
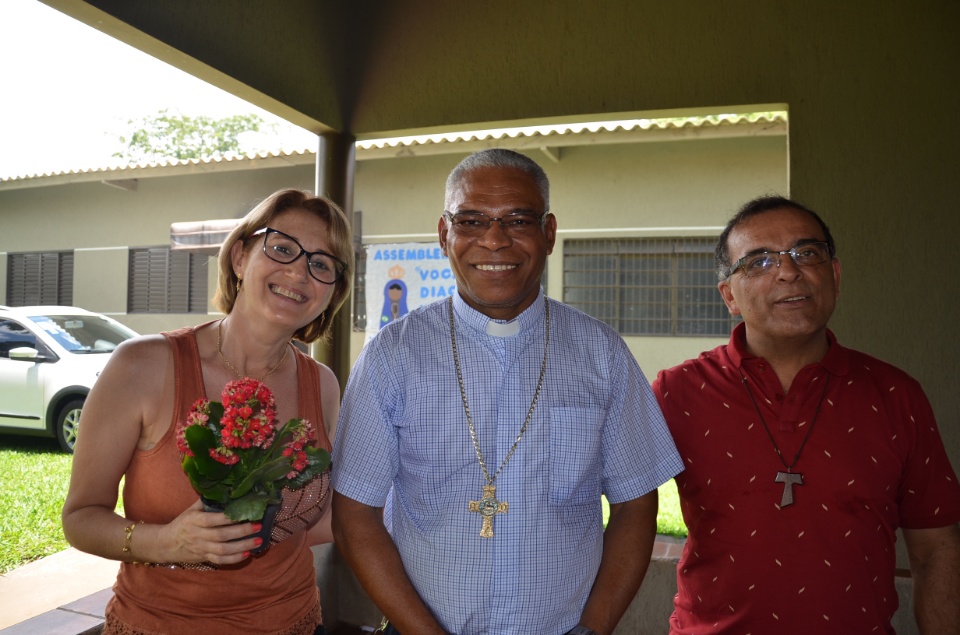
top-left (738, 368), bottom-right (830, 508)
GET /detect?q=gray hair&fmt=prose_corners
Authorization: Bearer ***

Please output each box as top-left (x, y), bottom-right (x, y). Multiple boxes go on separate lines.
top-left (444, 149), bottom-right (550, 212)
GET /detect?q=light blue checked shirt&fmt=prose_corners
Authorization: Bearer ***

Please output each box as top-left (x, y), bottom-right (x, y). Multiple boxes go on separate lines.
top-left (332, 291), bottom-right (682, 635)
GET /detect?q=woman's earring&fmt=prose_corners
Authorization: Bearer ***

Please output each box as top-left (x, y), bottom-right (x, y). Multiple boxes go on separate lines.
top-left (236, 278), bottom-right (242, 294)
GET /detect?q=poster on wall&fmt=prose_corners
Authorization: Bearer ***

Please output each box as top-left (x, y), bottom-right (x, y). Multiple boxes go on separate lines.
top-left (364, 242), bottom-right (456, 342)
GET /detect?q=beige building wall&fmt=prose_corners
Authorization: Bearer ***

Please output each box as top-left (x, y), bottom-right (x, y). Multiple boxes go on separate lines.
top-left (73, 247), bottom-right (127, 313)
top-left (351, 134), bottom-right (787, 374)
top-left (2, 133), bottom-right (784, 378)
top-left (0, 165), bottom-right (315, 332)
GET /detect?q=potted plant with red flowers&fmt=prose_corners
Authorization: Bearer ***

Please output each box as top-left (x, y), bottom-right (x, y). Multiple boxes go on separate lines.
top-left (177, 378), bottom-right (330, 546)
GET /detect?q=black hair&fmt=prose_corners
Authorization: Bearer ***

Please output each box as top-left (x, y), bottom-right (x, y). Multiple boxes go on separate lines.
top-left (716, 195), bottom-right (836, 280)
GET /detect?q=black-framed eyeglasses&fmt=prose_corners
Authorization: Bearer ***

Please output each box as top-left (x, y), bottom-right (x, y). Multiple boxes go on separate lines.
top-left (252, 227), bottom-right (347, 285)
top-left (444, 211), bottom-right (549, 238)
top-left (723, 241), bottom-right (833, 280)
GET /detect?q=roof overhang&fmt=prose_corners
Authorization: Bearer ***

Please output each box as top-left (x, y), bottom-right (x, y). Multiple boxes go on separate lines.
top-left (1, 111), bottom-right (786, 190)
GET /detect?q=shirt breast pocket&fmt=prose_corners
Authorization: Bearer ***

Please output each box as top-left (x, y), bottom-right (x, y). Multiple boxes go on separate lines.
top-left (548, 407), bottom-right (604, 506)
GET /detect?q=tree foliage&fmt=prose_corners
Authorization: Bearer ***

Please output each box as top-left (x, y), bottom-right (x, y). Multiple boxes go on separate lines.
top-left (114, 109), bottom-right (274, 163)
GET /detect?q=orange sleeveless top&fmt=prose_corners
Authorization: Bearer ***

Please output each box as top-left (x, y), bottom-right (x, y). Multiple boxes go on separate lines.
top-left (104, 324), bottom-right (331, 635)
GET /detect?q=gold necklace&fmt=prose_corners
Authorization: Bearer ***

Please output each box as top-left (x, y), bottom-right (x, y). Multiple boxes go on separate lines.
top-left (449, 296), bottom-right (550, 538)
top-left (216, 319), bottom-right (289, 382)
top-left (738, 368), bottom-right (829, 508)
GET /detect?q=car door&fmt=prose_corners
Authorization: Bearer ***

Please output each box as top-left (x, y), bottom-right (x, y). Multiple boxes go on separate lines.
top-left (0, 317), bottom-right (47, 431)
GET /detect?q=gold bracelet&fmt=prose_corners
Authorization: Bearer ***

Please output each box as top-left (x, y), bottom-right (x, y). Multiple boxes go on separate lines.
top-left (122, 520), bottom-right (143, 559)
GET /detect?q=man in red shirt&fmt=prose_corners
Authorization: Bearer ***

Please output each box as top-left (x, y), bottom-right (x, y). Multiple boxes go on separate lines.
top-left (653, 196), bottom-right (960, 633)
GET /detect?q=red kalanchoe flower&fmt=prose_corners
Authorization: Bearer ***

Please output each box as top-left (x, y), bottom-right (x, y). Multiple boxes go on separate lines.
top-left (281, 419), bottom-right (315, 478)
top-left (209, 445), bottom-right (240, 465)
top-left (177, 378), bottom-right (330, 523)
top-left (176, 398), bottom-right (212, 456)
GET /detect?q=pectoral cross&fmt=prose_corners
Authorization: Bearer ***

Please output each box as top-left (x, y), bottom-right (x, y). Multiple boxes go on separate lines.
top-left (775, 471), bottom-right (803, 507)
top-left (468, 484), bottom-right (508, 538)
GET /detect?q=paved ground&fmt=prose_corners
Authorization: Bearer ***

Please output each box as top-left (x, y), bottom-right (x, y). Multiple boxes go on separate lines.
top-left (0, 548), bottom-right (119, 630)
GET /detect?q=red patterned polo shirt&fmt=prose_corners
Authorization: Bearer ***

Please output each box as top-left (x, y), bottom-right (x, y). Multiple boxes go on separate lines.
top-left (653, 323), bottom-right (960, 634)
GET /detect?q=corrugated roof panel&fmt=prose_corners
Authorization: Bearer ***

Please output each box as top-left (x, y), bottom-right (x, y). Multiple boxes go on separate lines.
top-left (1, 113), bottom-right (785, 186)
top-left (356, 112), bottom-right (786, 150)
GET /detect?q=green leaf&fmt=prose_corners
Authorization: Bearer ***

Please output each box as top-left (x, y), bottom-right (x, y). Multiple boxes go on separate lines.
top-left (181, 456), bottom-right (203, 489)
top-left (182, 456), bottom-right (230, 502)
top-left (197, 483), bottom-right (229, 503)
top-left (184, 426), bottom-right (231, 480)
top-left (184, 424), bottom-right (215, 455)
top-left (231, 456), bottom-right (294, 498)
top-left (224, 493), bottom-right (276, 522)
top-left (307, 446), bottom-right (331, 471)
top-left (207, 401), bottom-right (224, 427)
top-left (286, 447), bottom-right (331, 489)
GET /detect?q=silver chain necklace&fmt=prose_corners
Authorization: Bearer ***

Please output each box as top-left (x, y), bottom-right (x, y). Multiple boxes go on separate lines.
top-left (448, 296), bottom-right (549, 538)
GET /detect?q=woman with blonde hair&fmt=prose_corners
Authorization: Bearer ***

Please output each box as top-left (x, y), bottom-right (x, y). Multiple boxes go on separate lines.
top-left (63, 189), bottom-right (352, 635)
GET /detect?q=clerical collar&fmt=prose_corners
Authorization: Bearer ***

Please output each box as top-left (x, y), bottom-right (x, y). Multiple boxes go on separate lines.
top-left (486, 319), bottom-right (520, 338)
top-left (451, 290), bottom-right (545, 339)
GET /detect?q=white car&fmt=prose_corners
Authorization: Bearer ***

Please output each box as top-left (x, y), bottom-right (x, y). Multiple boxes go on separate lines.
top-left (0, 306), bottom-right (139, 452)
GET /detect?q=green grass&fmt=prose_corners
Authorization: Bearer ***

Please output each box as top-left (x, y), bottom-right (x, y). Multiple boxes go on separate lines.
top-left (0, 436), bottom-right (127, 574)
top-left (655, 480), bottom-right (686, 537)
top-left (602, 480), bottom-right (686, 538)
top-left (0, 437), bottom-right (73, 574)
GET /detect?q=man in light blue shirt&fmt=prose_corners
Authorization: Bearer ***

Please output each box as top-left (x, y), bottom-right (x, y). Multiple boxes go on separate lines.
top-left (332, 148), bottom-right (683, 635)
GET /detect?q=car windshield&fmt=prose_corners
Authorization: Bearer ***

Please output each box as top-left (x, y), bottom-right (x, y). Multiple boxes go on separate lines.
top-left (29, 314), bottom-right (138, 354)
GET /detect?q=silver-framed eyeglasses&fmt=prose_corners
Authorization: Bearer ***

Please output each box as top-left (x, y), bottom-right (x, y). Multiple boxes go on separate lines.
top-left (252, 227), bottom-right (347, 285)
top-left (723, 241), bottom-right (833, 280)
top-left (444, 211), bottom-right (549, 238)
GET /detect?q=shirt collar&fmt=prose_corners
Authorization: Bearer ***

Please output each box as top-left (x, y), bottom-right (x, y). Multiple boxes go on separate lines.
top-left (451, 289), bottom-right (546, 339)
top-left (727, 321), bottom-right (849, 377)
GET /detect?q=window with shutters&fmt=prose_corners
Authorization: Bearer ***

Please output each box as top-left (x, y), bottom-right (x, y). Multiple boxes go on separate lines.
top-left (128, 247), bottom-right (208, 313)
top-left (563, 237), bottom-right (735, 336)
top-left (6, 251), bottom-right (74, 306)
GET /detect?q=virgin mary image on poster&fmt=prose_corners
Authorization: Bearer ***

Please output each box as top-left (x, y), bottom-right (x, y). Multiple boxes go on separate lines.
top-left (380, 277), bottom-right (408, 329)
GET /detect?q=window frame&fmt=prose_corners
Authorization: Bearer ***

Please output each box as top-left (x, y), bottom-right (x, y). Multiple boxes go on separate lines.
top-left (562, 236), bottom-right (735, 337)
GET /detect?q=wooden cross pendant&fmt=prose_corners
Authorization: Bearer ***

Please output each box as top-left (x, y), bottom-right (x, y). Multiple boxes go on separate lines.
top-left (775, 471), bottom-right (803, 507)
top-left (468, 484), bottom-right (508, 538)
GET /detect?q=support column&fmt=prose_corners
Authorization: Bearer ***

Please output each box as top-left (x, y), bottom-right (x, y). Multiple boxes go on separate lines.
top-left (314, 131), bottom-right (356, 393)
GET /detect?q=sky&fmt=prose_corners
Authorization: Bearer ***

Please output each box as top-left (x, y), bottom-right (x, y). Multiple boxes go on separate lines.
top-left (0, 0), bottom-right (316, 180)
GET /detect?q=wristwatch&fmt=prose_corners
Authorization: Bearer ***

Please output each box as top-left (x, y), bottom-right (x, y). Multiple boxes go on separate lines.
top-left (566, 627), bottom-right (599, 635)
